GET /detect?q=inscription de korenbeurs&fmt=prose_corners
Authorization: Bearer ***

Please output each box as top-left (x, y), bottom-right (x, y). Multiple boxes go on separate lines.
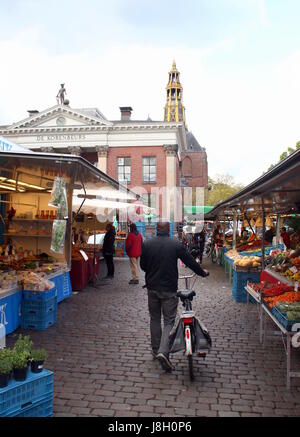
top-left (36, 134), bottom-right (86, 141)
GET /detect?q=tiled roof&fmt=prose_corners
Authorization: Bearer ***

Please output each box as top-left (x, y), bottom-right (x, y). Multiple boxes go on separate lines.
top-left (185, 131), bottom-right (203, 151)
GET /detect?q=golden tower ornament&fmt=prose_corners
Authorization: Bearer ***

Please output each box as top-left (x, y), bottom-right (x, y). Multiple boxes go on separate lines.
top-left (164, 60), bottom-right (185, 124)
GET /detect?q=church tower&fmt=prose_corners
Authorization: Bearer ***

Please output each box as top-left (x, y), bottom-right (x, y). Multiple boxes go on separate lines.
top-left (164, 60), bottom-right (186, 124)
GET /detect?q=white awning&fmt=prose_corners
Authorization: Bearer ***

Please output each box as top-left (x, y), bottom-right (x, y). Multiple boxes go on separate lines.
top-left (72, 196), bottom-right (154, 215)
top-left (0, 136), bottom-right (32, 153)
top-left (73, 184), bottom-right (139, 202)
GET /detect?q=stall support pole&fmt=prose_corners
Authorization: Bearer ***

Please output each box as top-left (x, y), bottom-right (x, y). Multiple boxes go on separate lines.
top-left (262, 198), bottom-right (266, 270)
top-left (259, 300), bottom-right (263, 344)
top-left (276, 214), bottom-right (282, 246)
top-left (287, 333), bottom-right (291, 390)
top-left (232, 211), bottom-right (237, 251)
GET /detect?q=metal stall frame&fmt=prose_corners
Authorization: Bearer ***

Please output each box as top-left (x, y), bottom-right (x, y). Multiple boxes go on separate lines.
top-left (206, 148), bottom-right (300, 389)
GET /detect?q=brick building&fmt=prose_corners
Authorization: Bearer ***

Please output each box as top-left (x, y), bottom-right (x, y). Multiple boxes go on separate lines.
top-left (0, 62), bottom-right (208, 220)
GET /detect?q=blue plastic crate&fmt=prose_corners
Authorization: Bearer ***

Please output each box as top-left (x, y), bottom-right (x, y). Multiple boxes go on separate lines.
top-left (272, 307), bottom-right (300, 331)
top-left (232, 271), bottom-right (260, 303)
top-left (232, 292), bottom-right (248, 303)
top-left (23, 287), bottom-right (57, 302)
top-left (232, 270), bottom-right (260, 293)
top-left (4, 394), bottom-right (53, 417)
top-left (21, 308), bottom-right (56, 330)
top-left (0, 369), bottom-right (53, 417)
top-left (21, 295), bottom-right (57, 317)
top-left (54, 272), bottom-right (72, 303)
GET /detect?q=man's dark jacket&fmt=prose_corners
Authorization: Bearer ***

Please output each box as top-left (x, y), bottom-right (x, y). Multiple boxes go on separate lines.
top-left (140, 233), bottom-right (207, 294)
top-left (102, 228), bottom-right (116, 256)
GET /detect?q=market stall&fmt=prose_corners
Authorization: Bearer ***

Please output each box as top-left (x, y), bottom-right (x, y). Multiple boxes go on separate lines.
top-left (206, 148), bottom-right (300, 388)
top-left (70, 190), bottom-right (146, 288)
top-left (0, 147), bottom-right (138, 335)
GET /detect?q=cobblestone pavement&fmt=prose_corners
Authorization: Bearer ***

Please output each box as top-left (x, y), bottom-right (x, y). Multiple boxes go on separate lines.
top-left (7, 257), bottom-right (300, 417)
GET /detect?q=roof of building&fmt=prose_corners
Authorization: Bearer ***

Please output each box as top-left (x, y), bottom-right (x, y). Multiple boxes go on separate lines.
top-left (74, 107), bottom-right (108, 120)
top-left (185, 131), bottom-right (203, 151)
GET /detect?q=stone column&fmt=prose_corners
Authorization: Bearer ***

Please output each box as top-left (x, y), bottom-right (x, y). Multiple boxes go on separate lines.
top-left (164, 144), bottom-right (178, 222)
top-left (68, 146), bottom-right (81, 156)
top-left (95, 145), bottom-right (109, 173)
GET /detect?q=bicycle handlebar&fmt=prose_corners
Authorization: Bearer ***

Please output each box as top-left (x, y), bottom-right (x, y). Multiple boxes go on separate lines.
top-left (178, 273), bottom-right (196, 280)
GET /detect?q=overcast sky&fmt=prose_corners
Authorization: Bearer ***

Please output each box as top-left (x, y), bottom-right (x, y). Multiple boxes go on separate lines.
top-left (1, 0), bottom-right (300, 185)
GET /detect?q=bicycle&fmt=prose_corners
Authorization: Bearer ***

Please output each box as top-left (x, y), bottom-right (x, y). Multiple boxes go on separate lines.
top-left (170, 273), bottom-right (212, 381)
top-left (210, 242), bottom-right (223, 265)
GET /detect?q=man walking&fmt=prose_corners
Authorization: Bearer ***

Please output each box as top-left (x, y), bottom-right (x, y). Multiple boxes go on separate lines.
top-left (140, 222), bottom-right (209, 372)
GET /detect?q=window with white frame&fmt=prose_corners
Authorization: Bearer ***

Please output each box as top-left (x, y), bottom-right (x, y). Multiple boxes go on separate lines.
top-left (142, 157), bottom-right (156, 183)
top-left (117, 157), bottom-right (131, 183)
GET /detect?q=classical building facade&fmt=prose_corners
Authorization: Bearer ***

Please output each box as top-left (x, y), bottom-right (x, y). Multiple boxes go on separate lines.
top-left (0, 62), bottom-right (208, 219)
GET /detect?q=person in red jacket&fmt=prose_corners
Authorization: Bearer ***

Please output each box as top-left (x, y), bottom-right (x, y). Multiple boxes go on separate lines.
top-left (125, 223), bottom-right (143, 284)
top-left (281, 227), bottom-right (291, 249)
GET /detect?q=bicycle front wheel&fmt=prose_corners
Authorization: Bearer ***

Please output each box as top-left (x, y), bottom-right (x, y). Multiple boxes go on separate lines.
top-left (188, 355), bottom-right (194, 381)
top-left (211, 249), bottom-right (217, 263)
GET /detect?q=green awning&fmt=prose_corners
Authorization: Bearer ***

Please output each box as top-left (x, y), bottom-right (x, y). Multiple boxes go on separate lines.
top-left (184, 205), bottom-right (214, 214)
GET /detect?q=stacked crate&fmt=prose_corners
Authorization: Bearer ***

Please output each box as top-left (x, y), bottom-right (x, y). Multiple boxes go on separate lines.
top-left (0, 370), bottom-right (53, 417)
top-left (232, 270), bottom-right (261, 303)
top-left (21, 287), bottom-right (57, 330)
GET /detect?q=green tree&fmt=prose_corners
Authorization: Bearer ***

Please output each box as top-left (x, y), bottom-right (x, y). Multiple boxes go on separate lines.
top-left (207, 174), bottom-right (244, 206)
top-left (268, 141), bottom-right (300, 171)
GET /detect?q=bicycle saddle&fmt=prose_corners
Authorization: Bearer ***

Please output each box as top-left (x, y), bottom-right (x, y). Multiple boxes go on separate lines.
top-left (177, 290), bottom-right (196, 300)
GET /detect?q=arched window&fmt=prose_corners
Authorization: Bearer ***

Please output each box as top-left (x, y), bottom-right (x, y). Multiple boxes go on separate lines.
top-left (182, 157), bottom-right (192, 177)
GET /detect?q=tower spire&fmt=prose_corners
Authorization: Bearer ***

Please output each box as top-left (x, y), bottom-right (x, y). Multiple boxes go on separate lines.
top-left (164, 60), bottom-right (185, 125)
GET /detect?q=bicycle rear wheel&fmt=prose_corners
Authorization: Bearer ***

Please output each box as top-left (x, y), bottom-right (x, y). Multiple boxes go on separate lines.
top-left (211, 248), bottom-right (217, 263)
top-left (188, 355), bottom-right (194, 381)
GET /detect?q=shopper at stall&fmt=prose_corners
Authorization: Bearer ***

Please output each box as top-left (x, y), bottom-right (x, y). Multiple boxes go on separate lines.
top-left (281, 227), bottom-right (291, 249)
top-left (125, 223), bottom-right (143, 284)
top-left (265, 226), bottom-right (275, 244)
top-left (140, 221), bottom-right (209, 372)
top-left (103, 223), bottom-right (116, 278)
top-left (212, 224), bottom-right (222, 245)
top-left (198, 225), bottom-right (207, 264)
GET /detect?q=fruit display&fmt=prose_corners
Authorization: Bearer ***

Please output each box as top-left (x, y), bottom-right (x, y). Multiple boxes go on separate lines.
top-left (265, 248), bottom-right (300, 283)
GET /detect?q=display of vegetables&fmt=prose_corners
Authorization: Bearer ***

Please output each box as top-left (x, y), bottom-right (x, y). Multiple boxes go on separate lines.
top-left (263, 291), bottom-right (300, 308)
top-left (265, 249), bottom-right (300, 283)
top-left (248, 281), bottom-right (294, 297)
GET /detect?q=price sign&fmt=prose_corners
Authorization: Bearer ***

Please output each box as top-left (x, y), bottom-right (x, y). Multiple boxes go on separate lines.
top-left (290, 266), bottom-right (298, 274)
top-left (79, 250), bottom-right (89, 261)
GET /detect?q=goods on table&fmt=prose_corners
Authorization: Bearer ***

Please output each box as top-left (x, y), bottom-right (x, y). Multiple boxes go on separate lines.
top-left (265, 248), bottom-right (300, 283)
top-left (0, 271), bottom-right (18, 290)
top-left (248, 281), bottom-right (294, 297)
top-left (18, 272), bottom-right (55, 291)
top-left (275, 302), bottom-right (300, 321)
top-left (225, 249), bottom-right (239, 259)
top-left (263, 291), bottom-right (300, 308)
top-left (234, 256), bottom-right (261, 268)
